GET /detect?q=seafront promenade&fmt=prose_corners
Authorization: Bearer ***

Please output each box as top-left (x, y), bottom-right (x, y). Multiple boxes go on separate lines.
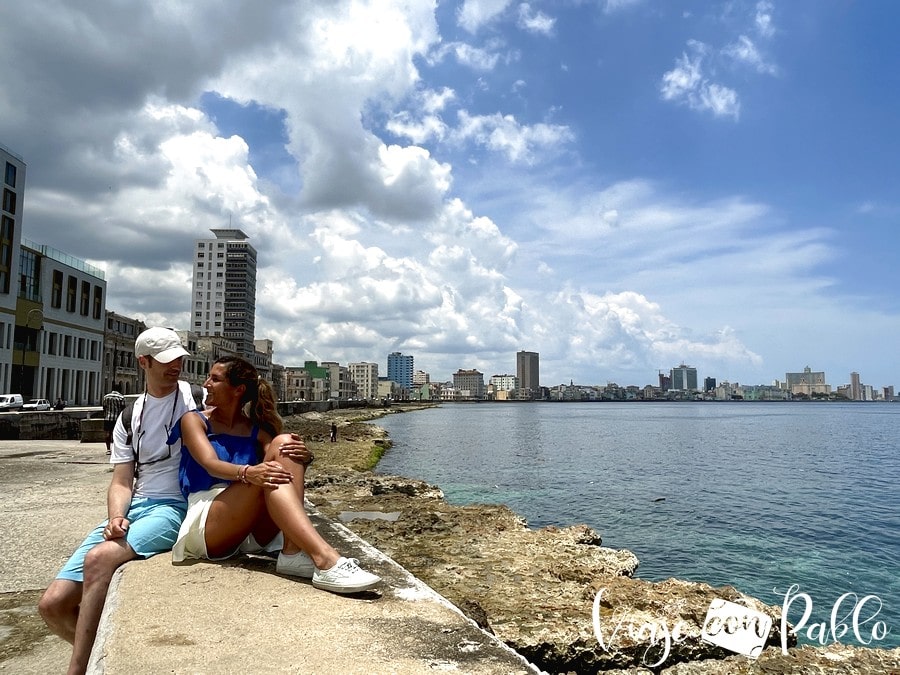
top-left (0, 437), bottom-right (537, 674)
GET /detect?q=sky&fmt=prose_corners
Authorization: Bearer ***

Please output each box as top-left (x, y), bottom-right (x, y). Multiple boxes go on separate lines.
top-left (2, 0), bottom-right (899, 389)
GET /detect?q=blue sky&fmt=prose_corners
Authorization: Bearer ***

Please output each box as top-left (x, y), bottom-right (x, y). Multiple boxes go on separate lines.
top-left (1, 1), bottom-right (898, 389)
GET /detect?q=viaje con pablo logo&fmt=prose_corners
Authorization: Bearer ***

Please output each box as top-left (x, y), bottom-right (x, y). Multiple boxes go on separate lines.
top-left (592, 585), bottom-right (892, 668)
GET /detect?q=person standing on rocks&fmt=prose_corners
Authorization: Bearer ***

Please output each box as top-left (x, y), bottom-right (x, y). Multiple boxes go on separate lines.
top-left (170, 355), bottom-right (381, 594)
top-left (330, 422), bottom-right (337, 442)
top-left (39, 327), bottom-right (197, 675)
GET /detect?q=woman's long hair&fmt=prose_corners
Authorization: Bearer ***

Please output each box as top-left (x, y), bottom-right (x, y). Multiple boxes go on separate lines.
top-left (214, 356), bottom-right (283, 437)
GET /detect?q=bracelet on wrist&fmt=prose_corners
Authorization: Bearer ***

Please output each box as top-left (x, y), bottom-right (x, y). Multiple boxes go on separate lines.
top-left (240, 464), bottom-right (250, 484)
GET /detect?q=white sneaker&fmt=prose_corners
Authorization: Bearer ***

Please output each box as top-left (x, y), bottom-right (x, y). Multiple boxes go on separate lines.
top-left (276, 551), bottom-right (315, 579)
top-left (312, 557), bottom-right (381, 594)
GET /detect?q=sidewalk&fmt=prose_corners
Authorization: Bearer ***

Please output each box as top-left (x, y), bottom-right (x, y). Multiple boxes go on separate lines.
top-left (0, 440), bottom-right (540, 674)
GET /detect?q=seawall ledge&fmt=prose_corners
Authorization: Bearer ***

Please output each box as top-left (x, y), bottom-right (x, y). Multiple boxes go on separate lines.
top-left (89, 505), bottom-right (542, 674)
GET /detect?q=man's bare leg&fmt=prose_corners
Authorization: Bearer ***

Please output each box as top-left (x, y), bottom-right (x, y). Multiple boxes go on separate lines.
top-left (66, 539), bottom-right (137, 675)
top-left (38, 579), bottom-right (82, 643)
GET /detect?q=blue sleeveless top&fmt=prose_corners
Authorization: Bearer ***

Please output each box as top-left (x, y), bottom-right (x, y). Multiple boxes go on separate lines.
top-left (169, 410), bottom-right (261, 499)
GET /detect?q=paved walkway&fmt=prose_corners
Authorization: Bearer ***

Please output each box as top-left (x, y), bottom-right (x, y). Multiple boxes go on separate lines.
top-left (0, 440), bottom-right (540, 674)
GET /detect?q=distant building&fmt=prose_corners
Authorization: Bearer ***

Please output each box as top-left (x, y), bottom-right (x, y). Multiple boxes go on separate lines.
top-left (283, 365), bottom-right (311, 401)
top-left (412, 369), bottom-right (430, 386)
top-left (850, 372), bottom-right (861, 401)
top-left (192, 228), bottom-right (257, 358)
top-left (884, 386), bottom-right (895, 402)
top-left (670, 364), bottom-right (698, 391)
top-left (658, 372), bottom-right (671, 392)
top-left (387, 351), bottom-right (413, 390)
top-left (489, 374), bottom-right (518, 392)
top-left (321, 361), bottom-right (352, 400)
top-left (348, 361), bottom-right (379, 400)
top-left (102, 313), bottom-right (145, 395)
top-left (516, 350), bottom-right (539, 398)
top-left (704, 377), bottom-right (717, 392)
top-left (18, 239), bottom-right (107, 404)
top-left (784, 366), bottom-right (830, 397)
top-left (453, 368), bottom-right (485, 400)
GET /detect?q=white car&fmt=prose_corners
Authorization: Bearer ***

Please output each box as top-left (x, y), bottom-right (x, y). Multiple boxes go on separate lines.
top-left (22, 398), bottom-right (51, 411)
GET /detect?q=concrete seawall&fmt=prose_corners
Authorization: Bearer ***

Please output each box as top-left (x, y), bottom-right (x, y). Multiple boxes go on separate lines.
top-left (0, 438), bottom-right (540, 674)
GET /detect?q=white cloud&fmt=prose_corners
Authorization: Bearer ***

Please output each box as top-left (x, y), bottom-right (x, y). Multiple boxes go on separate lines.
top-left (430, 41), bottom-right (503, 71)
top-left (517, 3), bottom-right (555, 35)
top-left (604, 0), bottom-right (643, 14)
top-left (453, 111), bottom-right (575, 162)
top-left (724, 35), bottom-right (778, 75)
top-left (457, 0), bottom-right (514, 33)
top-left (660, 46), bottom-right (740, 119)
top-left (755, 0), bottom-right (776, 38)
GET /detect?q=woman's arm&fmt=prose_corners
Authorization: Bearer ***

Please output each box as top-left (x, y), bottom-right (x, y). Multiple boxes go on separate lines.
top-left (180, 411), bottom-right (247, 483)
top-left (181, 413), bottom-right (292, 487)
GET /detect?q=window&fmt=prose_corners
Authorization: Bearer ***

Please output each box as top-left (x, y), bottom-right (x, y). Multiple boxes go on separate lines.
top-left (4, 162), bottom-right (16, 188)
top-left (0, 215), bottom-right (13, 294)
top-left (93, 285), bottom-right (103, 319)
top-left (66, 276), bottom-right (77, 312)
top-left (2, 189), bottom-right (15, 214)
top-left (51, 271), bottom-right (63, 308)
top-left (80, 280), bottom-right (90, 315)
top-left (18, 249), bottom-right (39, 301)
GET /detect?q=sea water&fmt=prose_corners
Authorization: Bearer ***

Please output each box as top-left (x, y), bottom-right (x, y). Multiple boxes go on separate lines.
top-left (375, 401), bottom-right (900, 649)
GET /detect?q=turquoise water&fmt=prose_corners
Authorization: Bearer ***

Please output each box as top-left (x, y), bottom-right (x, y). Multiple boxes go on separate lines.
top-left (375, 402), bottom-right (900, 649)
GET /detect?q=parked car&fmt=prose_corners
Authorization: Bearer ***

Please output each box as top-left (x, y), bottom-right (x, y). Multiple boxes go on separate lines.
top-left (22, 398), bottom-right (51, 411)
top-left (0, 394), bottom-right (24, 410)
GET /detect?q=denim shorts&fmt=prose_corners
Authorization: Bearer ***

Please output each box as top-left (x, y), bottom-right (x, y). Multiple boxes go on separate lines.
top-left (56, 497), bottom-right (187, 582)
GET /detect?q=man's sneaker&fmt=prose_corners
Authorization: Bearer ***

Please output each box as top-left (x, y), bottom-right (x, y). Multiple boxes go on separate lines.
top-left (312, 557), bottom-right (381, 594)
top-left (276, 550), bottom-right (315, 579)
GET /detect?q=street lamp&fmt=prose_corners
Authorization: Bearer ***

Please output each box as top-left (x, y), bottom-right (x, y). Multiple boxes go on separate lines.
top-left (19, 308), bottom-right (44, 397)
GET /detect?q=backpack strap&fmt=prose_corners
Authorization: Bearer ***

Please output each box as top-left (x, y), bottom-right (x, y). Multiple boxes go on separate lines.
top-left (121, 402), bottom-right (135, 446)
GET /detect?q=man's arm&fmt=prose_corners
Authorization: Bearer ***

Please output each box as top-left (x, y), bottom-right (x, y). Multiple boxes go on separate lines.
top-left (104, 462), bottom-right (134, 540)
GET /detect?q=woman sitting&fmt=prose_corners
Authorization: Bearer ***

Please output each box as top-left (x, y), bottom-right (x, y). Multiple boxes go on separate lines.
top-left (169, 355), bottom-right (380, 594)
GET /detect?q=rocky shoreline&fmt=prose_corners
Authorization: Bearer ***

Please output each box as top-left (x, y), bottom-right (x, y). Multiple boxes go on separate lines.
top-left (288, 405), bottom-right (900, 674)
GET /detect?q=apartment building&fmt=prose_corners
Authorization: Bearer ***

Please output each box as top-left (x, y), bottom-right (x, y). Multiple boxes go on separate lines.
top-left (191, 229), bottom-right (257, 358)
top-left (348, 361), bottom-right (379, 400)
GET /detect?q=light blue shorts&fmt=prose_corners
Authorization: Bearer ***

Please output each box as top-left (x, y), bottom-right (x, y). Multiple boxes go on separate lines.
top-left (56, 497), bottom-right (187, 583)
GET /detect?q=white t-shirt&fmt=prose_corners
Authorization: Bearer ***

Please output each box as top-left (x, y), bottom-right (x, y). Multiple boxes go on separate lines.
top-left (110, 381), bottom-right (196, 501)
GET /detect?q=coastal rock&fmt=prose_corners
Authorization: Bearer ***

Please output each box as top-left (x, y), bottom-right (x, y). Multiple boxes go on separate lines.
top-left (307, 471), bottom-right (794, 673)
top-left (660, 643), bottom-right (900, 673)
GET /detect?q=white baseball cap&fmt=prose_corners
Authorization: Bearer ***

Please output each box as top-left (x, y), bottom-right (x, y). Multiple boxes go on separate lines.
top-left (135, 327), bottom-right (190, 363)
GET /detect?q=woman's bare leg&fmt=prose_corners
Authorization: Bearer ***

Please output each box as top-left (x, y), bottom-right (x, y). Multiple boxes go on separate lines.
top-left (263, 434), bottom-right (340, 570)
top-left (203, 484), bottom-right (268, 558)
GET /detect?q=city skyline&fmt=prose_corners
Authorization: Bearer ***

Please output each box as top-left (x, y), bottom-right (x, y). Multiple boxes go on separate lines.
top-left (2, 3), bottom-right (899, 389)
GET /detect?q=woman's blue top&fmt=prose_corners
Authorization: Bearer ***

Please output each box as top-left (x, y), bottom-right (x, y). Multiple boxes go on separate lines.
top-left (168, 410), bottom-right (260, 499)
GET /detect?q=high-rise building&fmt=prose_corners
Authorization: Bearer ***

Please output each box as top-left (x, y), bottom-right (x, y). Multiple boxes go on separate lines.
top-left (850, 372), bottom-right (861, 401)
top-left (387, 351), bottom-right (413, 390)
top-left (191, 228), bottom-right (257, 357)
top-left (670, 364), bottom-right (698, 391)
top-left (516, 350), bottom-right (539, 397)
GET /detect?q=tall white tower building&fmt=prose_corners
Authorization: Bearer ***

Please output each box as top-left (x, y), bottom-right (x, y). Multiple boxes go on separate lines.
top-left (191, 229), bottom-right (257, 357)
